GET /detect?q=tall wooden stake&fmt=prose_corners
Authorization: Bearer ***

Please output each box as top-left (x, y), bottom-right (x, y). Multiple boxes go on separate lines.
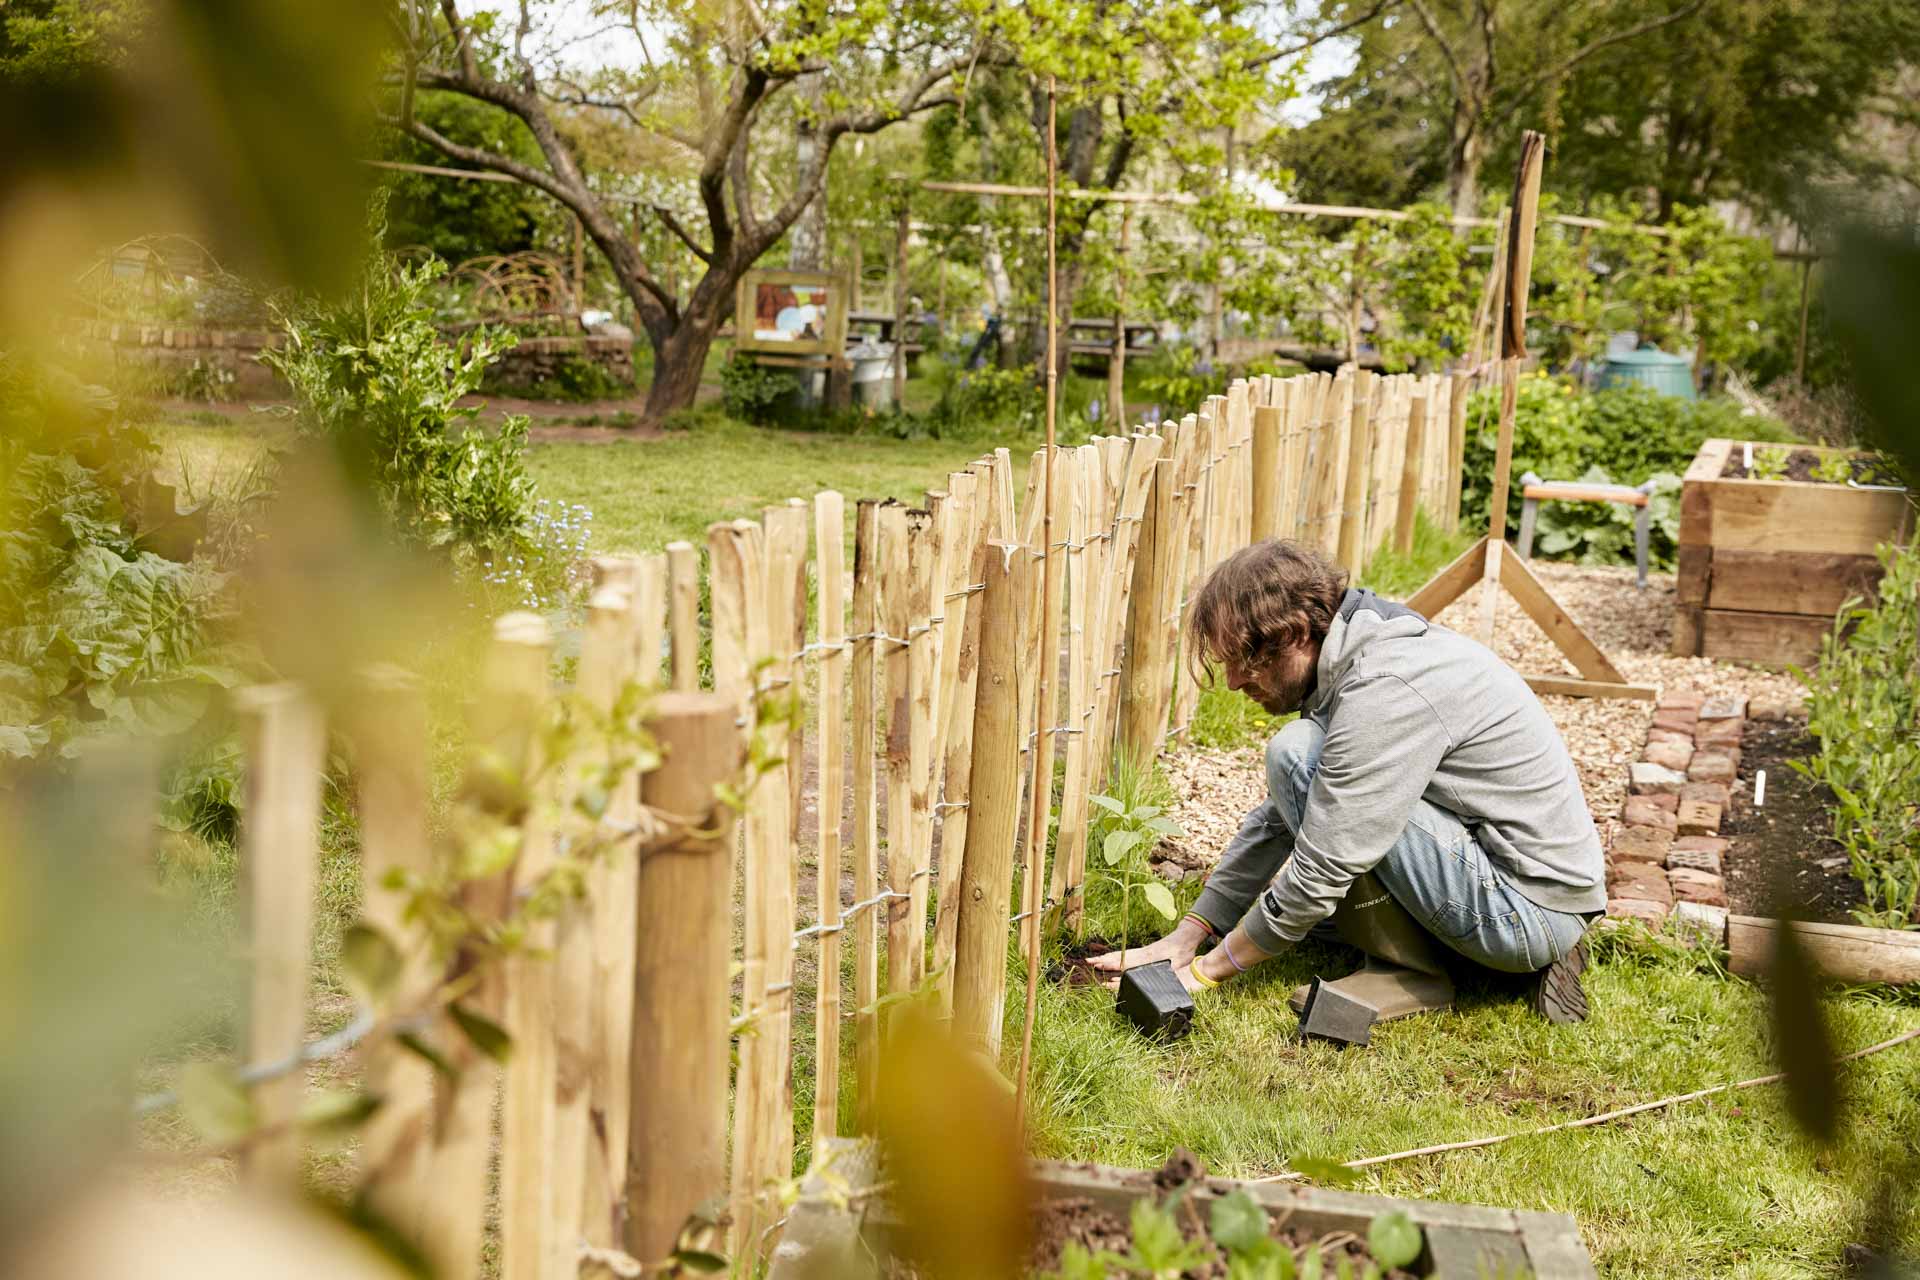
top-left (628, 693), bottom-right (740, 1265)
top-left (1108, 207), bottom-right (1131, 430)
top-left (1016, 75), bottom-right (1061, 1129)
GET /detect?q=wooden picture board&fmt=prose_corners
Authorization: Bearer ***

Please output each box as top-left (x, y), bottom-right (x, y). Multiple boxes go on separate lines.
top-left (733, 268), bottom-right (850, 357)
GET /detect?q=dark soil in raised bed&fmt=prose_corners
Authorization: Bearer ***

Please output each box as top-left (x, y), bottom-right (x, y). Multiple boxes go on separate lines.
top-left (1721, 448), bottom-right (1905, 487)
top-left (1722, 718), bottom-right (1864, 923)
top-left (1027, 1151), bottom-right (1418, 1278)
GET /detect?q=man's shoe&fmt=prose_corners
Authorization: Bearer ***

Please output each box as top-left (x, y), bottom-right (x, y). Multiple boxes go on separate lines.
top-left (1528, 935), bottom-right (1590, 1025)
top-left (1290, 956), bottom-right (1455, 1046)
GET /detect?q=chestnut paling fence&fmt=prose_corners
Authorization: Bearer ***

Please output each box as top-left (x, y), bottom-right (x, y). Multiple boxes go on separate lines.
top-left (207, 365), bottom-right (1472, 1277)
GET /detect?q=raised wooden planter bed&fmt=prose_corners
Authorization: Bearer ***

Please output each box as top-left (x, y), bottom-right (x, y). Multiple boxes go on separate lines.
top-left (1673, 439), bottom-right (1913, 666)
top-left (772, 1140), bottom-right (1597, 1279)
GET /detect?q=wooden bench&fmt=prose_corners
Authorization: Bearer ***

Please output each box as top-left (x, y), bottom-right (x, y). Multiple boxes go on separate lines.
top-left (1516, 471), bottom-right (1657, 589)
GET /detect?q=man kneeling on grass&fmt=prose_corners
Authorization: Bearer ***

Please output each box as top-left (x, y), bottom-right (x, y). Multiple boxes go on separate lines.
top-left (1090, 538), bottom-right (1602, 1040)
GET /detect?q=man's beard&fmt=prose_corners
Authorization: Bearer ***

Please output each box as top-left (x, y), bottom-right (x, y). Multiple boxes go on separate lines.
top-left (1256, 667), bottom-right (1314, 716)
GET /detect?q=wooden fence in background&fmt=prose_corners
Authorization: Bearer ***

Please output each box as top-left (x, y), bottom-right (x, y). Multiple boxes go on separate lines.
top-left (220, 366), bottom-right (1470, 1277)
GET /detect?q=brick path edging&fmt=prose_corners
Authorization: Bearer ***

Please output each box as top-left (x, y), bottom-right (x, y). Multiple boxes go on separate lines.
top-left (1603, 688), bottom-right (1805, 942)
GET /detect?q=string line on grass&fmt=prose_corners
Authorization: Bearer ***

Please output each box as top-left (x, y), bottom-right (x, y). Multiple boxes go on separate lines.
top-left (1253, 1024), bottom-right (1920, 1184)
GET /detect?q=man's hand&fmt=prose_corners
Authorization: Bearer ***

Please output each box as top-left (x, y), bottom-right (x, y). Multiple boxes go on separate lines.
top-left (1085, 915), bottom-right (1210, 979)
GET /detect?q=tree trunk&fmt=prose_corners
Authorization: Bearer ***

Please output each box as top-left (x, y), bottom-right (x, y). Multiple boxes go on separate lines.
top-left (1447, 109), bottom-right (1485, 226)
top-left (789, 78), bottom-right (828, 269)
top-left (643, 320), bottom-right (717, 423)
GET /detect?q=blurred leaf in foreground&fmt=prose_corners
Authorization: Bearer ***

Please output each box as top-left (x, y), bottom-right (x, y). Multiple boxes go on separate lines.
top-left (875, 1005), bottom-right (1033, 1280)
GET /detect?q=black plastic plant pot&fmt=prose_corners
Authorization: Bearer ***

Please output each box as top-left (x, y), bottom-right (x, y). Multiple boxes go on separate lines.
top-left (1116, 959), bottom-right (1194, 1039)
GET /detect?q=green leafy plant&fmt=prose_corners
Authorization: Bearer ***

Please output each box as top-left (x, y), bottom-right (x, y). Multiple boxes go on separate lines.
top-left (718, 353), bottom-right (799, 424)
top-left (485, 351), bottom-right (633, 403)
top-left (1088, 792), bottom-right (1184, 956)
top-left (1793, 540), bottom-right (1920, 928)
top-left (1530, 467), bottom-right (1682, 567)
top-left (263, 198), bottom-right (578, 606)
top-left (927, 360), bottom-right (1043, 436)
top-left (1136, 345), bottom-right (1227, 417)
top-left (0, 356), bottom-right (251, 763)
top-left (1811, 452), bottom-right (1855, 485)
top-left (1038, 1188), bottom-right (1423, 1280)
top-left (172, 356), bottom-right (237, 404)
top-left (1459, 377), bottom-right (1795, 567)
top-left (1750, 446), bottom-right (1789, 481)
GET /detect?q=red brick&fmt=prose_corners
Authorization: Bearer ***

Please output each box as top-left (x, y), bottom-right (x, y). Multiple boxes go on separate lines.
top-left (1611, 825), bottom-right (1675, 864)
top-left (1621, 797), bottom-right (1679, 832)
top-left (1647, 728), bottom-right (1694, 748)
top-left (1688, 752), bottom-right (1736, 784)
top-left (1608, 860), bottom-right (1674, 904)
top-left (1676, 799), bottom-right (1722, 837)
top-left (1657, 689), bottom-right (1706, 710)
top-left (1695, 717), bottom-right (1744, 748)
top-left (1652, 709), bottom-right (1700, 735)
top-left (1643, 791), bottom-right (1680, 812)
top-left (1643, 741), bottom-right (1694, 773)
top-left (1698, 696), bottom-right (1748, 721)
top-left (1667, 844), bottom-right (1724, 875)
top-left (1607, 897), bottom-right (1672, 926)
top-left (1631, 762), bottom-right (1689, 795)
top-left (1668, 867), bottom-right (1729, 907)
top-left (1673, 835), bottom-right (1731, 859)
top-left (1681, 781), bottom-right (1731, 812)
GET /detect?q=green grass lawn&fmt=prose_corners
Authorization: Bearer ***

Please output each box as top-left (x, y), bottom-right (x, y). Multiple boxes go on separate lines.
top-left (520, 412), bottom-right (1033, 555)
top-left (1017, 924), bottom-right (1920, 1278)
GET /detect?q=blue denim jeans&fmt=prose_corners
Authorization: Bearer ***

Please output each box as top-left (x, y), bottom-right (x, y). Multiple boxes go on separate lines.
top-left (1209, 719), bottom-right (1590, 973)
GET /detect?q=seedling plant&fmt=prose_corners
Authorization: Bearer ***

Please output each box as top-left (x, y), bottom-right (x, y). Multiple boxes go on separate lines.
top-left (1087, 792), bottom-right (1185, 955)
top-left (1042, 1187), bottom-right (1424, 1280)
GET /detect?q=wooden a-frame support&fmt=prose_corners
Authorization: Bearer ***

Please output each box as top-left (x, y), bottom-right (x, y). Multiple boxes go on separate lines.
top-left (1408, 130), bottom-right (1656, 703)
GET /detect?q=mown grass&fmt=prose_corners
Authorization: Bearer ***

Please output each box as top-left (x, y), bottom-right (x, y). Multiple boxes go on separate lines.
top-left (1015, 928), bottom-right (1920, 1277)
top-left (518, 409), bottom-right (1033, 556)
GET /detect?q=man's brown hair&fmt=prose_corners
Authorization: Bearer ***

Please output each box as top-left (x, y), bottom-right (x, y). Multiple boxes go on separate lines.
top-left (1186, 538), bottom-right (1350, 679)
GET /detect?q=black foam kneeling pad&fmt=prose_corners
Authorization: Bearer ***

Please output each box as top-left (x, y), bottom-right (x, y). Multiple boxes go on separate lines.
top-left (1116, 959), bottom-right (1194, 1039)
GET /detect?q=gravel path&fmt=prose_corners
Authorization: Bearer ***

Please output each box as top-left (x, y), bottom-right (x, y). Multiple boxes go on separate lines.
top-left (1158, 562), bottom-right (1806, 869)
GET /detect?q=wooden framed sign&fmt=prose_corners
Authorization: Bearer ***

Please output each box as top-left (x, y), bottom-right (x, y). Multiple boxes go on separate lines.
top-left (733, 269), bottom-right (848, 357)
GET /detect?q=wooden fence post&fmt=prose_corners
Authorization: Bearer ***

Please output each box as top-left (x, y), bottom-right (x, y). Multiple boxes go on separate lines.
top-left (349, 666), bottom-right (433, 1222)
top-left (760, 502), bottom-right (808, 1182)
top-left (419, 612), bottom-right (550, 1280)
top-left (709, 519), bottom-right (774, 1254)
top-left (1395, 392), bottom-right (1429, 556)
top-left (1252, 402), bottom-right (1282, 542)
top-left (1335, 370), bottom-right (1374, 573)
top-left (811, 491), bottom-right (847, 1150)
top-left (235, 682), bottom-right (326, 1193)
top-left (879, 502), bottom-right (917, 998)
top-left (666, 540), bottom-right (700, 691)
top-left (952, 543), bottom-right (1023, 1054)
top-left (501, 612), bottom-right (564, 1280)
top-left (628, 693), bottom-right (741, 1267)
top-left (850, 501), bottom-right (882, 1128)
top-left (1446, 370), bottom-right (1471, 533)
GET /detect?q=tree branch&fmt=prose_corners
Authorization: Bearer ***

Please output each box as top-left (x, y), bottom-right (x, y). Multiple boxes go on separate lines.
top-left (1406, 0), bottom-right (1470, 97)
top-left (1509, 0), bottom-right (1706, 108)
top-left (651, 205), bottom-right (714, 264)
top-left (1252, 0), bottom-right (1404, 69)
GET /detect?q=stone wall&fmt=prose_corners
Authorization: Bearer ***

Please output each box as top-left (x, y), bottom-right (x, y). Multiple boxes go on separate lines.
top-left (60, 319), bottom-right (633, 400)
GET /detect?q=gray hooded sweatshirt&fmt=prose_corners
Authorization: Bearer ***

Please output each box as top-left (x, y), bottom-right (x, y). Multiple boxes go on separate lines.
top-left (1190, 588), bottom-right (1606, 953)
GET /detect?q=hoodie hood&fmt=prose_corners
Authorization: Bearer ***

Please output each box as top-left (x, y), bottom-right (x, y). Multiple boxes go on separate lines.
top-left (1304, 588), bottom-right (1429, 719)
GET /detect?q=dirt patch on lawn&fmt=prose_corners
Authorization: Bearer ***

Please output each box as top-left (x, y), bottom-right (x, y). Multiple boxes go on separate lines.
top-left (1722, 717), bottom-right (1863, 924)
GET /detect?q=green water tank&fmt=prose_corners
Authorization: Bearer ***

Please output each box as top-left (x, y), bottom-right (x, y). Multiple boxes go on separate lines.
top-left (1598, 346), bottom-right (1697, 400)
